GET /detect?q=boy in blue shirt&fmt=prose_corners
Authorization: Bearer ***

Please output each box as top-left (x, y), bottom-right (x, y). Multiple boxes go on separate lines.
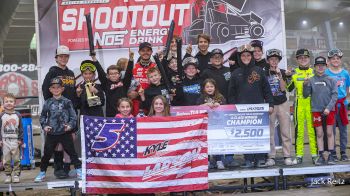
top-left (325, 48), bottom-right (350, 162)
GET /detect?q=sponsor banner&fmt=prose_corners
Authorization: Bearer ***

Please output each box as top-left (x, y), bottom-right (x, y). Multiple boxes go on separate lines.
top-left (38, 0), bottom-right (285, 105)
top-left (0, 64), bottom-right (38, 105)
top-left (171, 104), bottom-right (270, 154)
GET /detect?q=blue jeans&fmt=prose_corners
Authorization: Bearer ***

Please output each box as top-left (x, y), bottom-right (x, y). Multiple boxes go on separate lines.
top-left (333, 109), bottom-right (348, 153)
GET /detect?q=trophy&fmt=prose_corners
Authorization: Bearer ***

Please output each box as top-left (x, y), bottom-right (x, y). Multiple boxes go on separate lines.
top-left (85, 81), bottom-right (102, 107)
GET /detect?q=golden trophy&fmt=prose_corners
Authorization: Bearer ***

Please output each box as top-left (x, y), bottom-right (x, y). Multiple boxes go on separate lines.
top-left (85, 81), bottom-right (102, 107)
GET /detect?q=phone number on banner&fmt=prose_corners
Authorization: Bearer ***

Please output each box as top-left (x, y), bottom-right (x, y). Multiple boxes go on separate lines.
top-left (0, 64), bottom-right (37, 72)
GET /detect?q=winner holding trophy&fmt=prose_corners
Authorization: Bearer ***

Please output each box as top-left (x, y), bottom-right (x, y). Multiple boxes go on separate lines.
top-left (76, 60), bottom-right (105, 117)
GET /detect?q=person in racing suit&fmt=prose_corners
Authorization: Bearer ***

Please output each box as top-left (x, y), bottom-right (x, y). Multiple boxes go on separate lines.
top-left (287, 49), bottom-right (317, 164)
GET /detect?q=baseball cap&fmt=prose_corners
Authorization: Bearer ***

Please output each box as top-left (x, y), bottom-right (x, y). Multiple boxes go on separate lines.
top-left (314, 56), bottom-right (327, 66)
top-left (210, 48), bottom-right (224, 57)
top-left (50, 77), bottom-right (63, 87)
top-left (296, 49), bottom-right (310, 58)
top-left (250, 40), bottom-right (263, 50)
top-left (266, 49), bottom-right (282, 60)
top-left (139, 42), bottom-right (153, 51)
top-left (182, 57), bottom-right (199, 69)
top-left (56, 45), bottom-right (70, 56)
top-left (80, 60), bottom-right (96, 72)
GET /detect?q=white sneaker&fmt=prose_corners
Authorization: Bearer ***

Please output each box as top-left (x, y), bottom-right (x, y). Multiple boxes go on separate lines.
top-left (216, 161), bottom-right (225, 170)
top-left (4, 175), bottom-right (11, 184)
top-left (285, 157), bottom-right (297, 165)
top-left (266, 158), bottom-right (275, 166)
top-left (12, 175), bottom-right (20, 183)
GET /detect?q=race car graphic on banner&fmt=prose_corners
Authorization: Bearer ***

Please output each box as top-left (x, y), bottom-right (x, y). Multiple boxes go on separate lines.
top-left (184, 0), bottom-right (265, 43)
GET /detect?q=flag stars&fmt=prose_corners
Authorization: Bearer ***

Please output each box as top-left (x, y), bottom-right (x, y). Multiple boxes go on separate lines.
top-left (94, 119), bottom-right (98, 122)
top-left (103, 152), bottom-right (108, 157)
top-left (129, 119), bottom-right (134, 123)
top-left (130, 153), bottom-right (135, 157)
top-left (125, 132), bottom-right (130, 136)
top-left (121, 119), bottom-right (125, 123)
top-left (125, 149), bottom-right (130, 153)
top-left (98, 123), bottom-right (103, 127)
top-left (112, 153), bottom-right (117, 157)
top-left (130, 144), bottom-right (134, 149)
top-left (108, 149), bottom-right (112, 153)
top-left (125, 140), bottom-right (130, 145)
top-left (112, 119), bottom-right (116, 123)
top-left (130, 136), bottom-right (134, 140)
top-left (103, 119), bottom-right (107, 123)
top-left (129, 128), bottom-right (134, 132)
top-left (116, 149), bottom-right (121, 153)
top-left (121, 153), bottom-right (125, 157)
top-left (121, 144), bottom-right (125, 149)
top-left (121, 136), bottom-right (125, 140)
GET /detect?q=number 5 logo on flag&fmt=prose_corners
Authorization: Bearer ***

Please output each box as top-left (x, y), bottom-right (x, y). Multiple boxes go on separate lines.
top-left (91, 123), bottom-right (125, 152)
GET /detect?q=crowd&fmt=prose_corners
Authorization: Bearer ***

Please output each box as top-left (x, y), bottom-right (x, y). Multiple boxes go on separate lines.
top-left (0, 33), bottom-right (349, 184)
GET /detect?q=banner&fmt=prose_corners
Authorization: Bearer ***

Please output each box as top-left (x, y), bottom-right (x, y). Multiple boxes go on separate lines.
top-left (37, 0), bottom-right (286, 97)
top-left (81, 114), bottom-right (208, 194)
top-left (171, 104), bottom-right (270, 154)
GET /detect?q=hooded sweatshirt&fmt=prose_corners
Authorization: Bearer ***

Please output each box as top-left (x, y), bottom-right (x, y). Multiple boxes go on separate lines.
top-left (42, 66), bottom-right (78, 108)
top-left (201, 65), bottom-right (231, 99)
top-left (228, 54), bottom-right (274, 107)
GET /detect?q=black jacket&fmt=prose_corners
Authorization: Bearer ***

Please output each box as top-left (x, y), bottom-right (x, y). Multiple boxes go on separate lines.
top-left (42, 66), bottom-right (78, 108)
top-left (228, 58), bottom-right (274, 107)
top-left (180, 76), bottom-right (203, 106)
top-left (255, 58), bottom-right (270, 71)
top-left (201, 65), bottom-right (231, 99)
top-left (184, 51), bottom-right (211, 73)
top-left (142, 83), bottom-right (169, 111)
top-left (95, 60), bottom-right (132, 117)
top-left (77, 82), bottom-right (105, 117)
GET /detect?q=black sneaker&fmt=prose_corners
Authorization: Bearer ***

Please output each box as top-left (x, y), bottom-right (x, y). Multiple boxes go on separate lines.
top-left (240, 161), bottom-right (254, 168)
top-left (341, 153), bottom-right (349, 162)
top-left (256, 160), bottom-right (267, 168)
top-left (296, 157), bottom-right (303, 164)
top-left (315, 156), bottom-right (326, 166)
top-left (54, 169), bottom-right (68, 179)
top-left (327, 155), bottom-right (336, 165)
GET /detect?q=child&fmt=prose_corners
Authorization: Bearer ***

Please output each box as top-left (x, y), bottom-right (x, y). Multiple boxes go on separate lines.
top-left (196, 79), bottom-right (227, 170)
top-left (325, 48), bottom-right (350, 161)
top-left (228, 44), bottom-right (274, 168)
top-left (250, 40), bottom-right (269, 70)
top-left (116, 98), bottom-right (133, 118)
top-left (181, 57), bottom-right (203, 106)
top-left (92, 50), bottom-right (133, 117)
top-left (0, 93), bottom-right (23, 183)
top-left (201, 48), bottom-right (231, 100)
top-left (303, 56), bottom-right (338, 165)
top-left (265, 49), bottom-right (296, 166)
top-left (41, 45), bottom-right (78, 178)
top-left (35, 78), bottom-right (82, 182)
top-left (287, 48), bottom-right (317, 164)
top-left (196, 79), bottom-right (226, 107)
top-left (148, 95), bottom-right (171, 117)
top-left (76, 60), bottom-right (105, 117)
top-left (139, 67), bottom-right (180, 111)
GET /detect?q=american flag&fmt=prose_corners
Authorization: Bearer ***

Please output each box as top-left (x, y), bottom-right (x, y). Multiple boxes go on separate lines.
top-left (81, 113), bottom-right (209, 194)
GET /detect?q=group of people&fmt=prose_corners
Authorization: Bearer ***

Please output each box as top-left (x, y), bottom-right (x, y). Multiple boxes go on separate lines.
top-left (0, 33), bottom-right (349, 184)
